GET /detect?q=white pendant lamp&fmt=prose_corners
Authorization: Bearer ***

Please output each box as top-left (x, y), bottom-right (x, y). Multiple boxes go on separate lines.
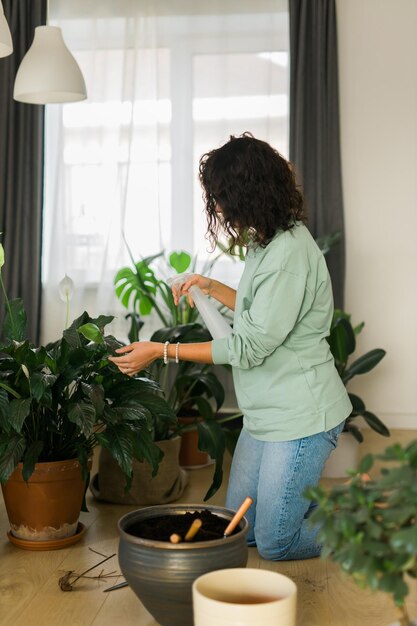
top-left (14, 25), bottom-right (87, 104)
top-left (0, 2), bottom-right (13, 58)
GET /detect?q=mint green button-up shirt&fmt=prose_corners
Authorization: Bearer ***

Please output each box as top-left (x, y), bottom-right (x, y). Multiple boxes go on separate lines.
top-left (211, 223), bottom-right (352, 441)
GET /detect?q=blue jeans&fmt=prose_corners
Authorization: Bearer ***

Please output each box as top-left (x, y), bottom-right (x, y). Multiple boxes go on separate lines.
top-left (225, 421), bottom-right (345, 561)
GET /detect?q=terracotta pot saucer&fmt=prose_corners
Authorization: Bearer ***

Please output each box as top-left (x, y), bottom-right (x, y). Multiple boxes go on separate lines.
top-left (7, 522), bottom-right (87, 551)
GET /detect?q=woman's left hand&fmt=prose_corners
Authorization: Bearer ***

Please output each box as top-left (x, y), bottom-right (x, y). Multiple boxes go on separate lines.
top-left (108, 341), bottom-right (160, 376)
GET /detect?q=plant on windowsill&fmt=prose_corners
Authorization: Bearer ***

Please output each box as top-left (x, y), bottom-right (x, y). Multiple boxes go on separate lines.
top-left (305, 441), bottom-right (417, 626)
top-left (0, 242), bottom-right (176, 546)
top-left (114, 247), bottom-right (239, 500)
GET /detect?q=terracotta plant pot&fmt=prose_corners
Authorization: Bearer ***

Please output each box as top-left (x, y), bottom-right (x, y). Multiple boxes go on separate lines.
top-left (1, 458), bottom-right (90, 543)
top-left (118, 504), bottom-right (249, 626)
top-left (90, 437), bottom-right (188, 505)
top-left (178, 416), bottom-right (210, 467)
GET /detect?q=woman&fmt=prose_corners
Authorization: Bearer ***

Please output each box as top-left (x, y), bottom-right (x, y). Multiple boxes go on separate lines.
top-left (109, 133), bottom-right (352, 561)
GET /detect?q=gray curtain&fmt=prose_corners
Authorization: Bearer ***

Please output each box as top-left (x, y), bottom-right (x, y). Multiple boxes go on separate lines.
top-left (0, 0), bottom-right (47, 343)
top-left (289, 0), bottom-right (345, 309)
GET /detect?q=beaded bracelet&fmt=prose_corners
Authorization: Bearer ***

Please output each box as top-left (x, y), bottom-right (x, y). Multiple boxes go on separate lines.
top-left (175, 342), bottom-right (180, 364)
top-left (163, 340), bottom-right (170, 365)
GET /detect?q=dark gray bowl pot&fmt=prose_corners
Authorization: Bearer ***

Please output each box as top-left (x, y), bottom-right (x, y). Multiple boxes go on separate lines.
top-left (118, 503), bottom-right (249, 626)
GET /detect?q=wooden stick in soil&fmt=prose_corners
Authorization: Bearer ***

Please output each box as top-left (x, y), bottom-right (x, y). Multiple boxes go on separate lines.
top-left (170, 533), bottom-right (182, 544)
top-left (184, 518), bottom-right (202, 542)
top-left (224, 496), bottom-right (253, 537)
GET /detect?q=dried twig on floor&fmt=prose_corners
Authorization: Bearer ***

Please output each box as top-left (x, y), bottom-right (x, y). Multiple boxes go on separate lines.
top-left (58, 551), bottom-right (117, 592)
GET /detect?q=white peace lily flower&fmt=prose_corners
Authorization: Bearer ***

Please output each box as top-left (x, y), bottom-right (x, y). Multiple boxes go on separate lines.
top-left (21, 364), bottom-right (30, 379)
top-left (58, 275), bottom-right (74, 302)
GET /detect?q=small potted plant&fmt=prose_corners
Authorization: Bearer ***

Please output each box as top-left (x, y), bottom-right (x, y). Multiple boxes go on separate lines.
top-left (0, 243), bottom-right (176, 547)
top-left (305, 440), bottom-right (417, 626)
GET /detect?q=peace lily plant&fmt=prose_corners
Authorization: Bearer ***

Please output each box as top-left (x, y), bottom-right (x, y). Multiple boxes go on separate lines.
top-left (0, 242), bottom-right (176, 492)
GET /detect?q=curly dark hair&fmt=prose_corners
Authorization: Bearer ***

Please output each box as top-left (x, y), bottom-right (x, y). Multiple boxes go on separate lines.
top-left (199, 132), bottom-right (306, 251)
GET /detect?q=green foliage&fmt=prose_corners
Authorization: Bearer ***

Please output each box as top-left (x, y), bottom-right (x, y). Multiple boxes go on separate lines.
top-left (305, 440), bottom-right (417, 620)
top-left (328, 310), bottom-right (389, 442)
top-left (114, 248), bottom-right (235, 501)
top-left (0, 250), bottom-right (176, 491)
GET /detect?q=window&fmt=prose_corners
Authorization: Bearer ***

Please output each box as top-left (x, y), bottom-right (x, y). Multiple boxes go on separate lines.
top-left (42, 2), bottom-right (289, 342)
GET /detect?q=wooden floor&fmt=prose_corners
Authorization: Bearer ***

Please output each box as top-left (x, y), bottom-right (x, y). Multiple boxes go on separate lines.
top-left (1, 429), bottom-right (416, 626)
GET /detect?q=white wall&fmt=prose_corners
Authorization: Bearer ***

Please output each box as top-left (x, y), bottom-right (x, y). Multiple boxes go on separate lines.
top-left (336, 0), bottom-right (417, 429)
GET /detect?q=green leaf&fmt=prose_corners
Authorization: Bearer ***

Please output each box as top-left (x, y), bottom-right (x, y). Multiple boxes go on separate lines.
top-left (196, 419), bottom-right (226, 501)
top-left (361, 411), bottom-right (390, 437)
top-left (315, 231), bottom-right (342, 255)
top-left (139, 295), bottom-right (153, 316)
top-left (126, 313), bottom-right (144, 343)
top-left (96, 425), bottom-right (134, 489)
top-left (0, 380), bottom-right (21, 399)
top-left (120, 285), bottom-right (134, 308)
top-left (344, 349), bottom-right (386, 381)
top-left (68, 402), bottom-right (96, 437)
top-left (348, 393), bottom-right (366, 414)
top-left (169, 250), bottom-right (191, 274)
top-left (83, 383), bottom-right (105, 415)
top-left (345, 423), bottom-right (363, 443)
top-left (327, 317), bottom-right (356, 364)
top-left (378, 573), bottom-right (409, 606)
top-left (132, 429), bottom-right (164, 477)
top-left (109, 404), bottom-right (152, 425)
top-left (223, 427), bottom-right (240, 456)
top-left (358, 453), bottom-right (374, 474)
top-left (390, 525), bottom-right (417, 554)
top-left (8, 398), bottom-right (31, 432)
top-left (0, 433), bottom-right (26, 483)
top-left (78, 323), bottom-right (104, 344)
top-left (193, 371), bottom-right (225, 410)
top-left (91, 314), bottom-right (114, 330)
top-left (22, 440), bottom-right (44, 482)
top-left (63, 312), bottom-right (90, 347)
top-left (3, 298), bottom-right (27, 342)
top-left (353, 321), bottom-right (365, 335)
top-left (0, 388), bottom-right (10, 428)
top-left (30, 372), bottom-right (57, 403)
top-left (184, 396), bottom-right (215, 421)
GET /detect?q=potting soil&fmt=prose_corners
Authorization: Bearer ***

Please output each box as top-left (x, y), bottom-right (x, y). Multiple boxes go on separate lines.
top-left (127, 509), bottom-right (236, 542)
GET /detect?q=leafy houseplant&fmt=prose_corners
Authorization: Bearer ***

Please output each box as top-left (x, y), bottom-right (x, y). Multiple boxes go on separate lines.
top-left (305, 441), bottom-right (417, 626)
top-left (0, 243), bottom-right (176, 502)
top-left (114, 249), bottom-right (238, 500)
top-left (327, 310), bottom-right (389, 442)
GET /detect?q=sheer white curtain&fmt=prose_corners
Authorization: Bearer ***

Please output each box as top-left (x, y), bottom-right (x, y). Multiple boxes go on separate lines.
top-left (42, 0), bottom-right (289, 343)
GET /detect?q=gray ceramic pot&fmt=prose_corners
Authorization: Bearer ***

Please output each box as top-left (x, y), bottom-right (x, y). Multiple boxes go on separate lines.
top-left (118, 504), bottom-right (249, 626)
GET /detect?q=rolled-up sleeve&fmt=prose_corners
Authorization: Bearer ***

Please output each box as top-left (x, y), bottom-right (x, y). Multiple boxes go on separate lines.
top-left (212, 270), bottom-right (308, 369)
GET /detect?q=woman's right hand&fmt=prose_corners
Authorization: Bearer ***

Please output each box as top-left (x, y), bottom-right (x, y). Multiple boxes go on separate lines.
top-left (172, 274), bottom-right (213, 307)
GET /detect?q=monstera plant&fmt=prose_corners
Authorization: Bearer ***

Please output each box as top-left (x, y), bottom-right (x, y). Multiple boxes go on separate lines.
top-left (114, 248), bottom-right (238, 500)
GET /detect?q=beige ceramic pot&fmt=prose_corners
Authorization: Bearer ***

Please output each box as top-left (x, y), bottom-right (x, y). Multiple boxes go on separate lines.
top-left (90, 437), bottom-right (188, 504)
top-left (193, 568), bottom-right (297, 626)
